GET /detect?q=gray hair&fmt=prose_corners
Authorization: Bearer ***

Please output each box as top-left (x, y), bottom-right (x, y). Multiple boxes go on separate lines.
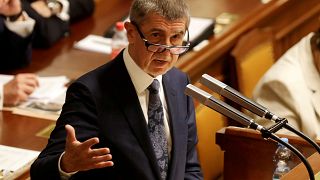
top-left (129, 0), bottom-right (190, 28)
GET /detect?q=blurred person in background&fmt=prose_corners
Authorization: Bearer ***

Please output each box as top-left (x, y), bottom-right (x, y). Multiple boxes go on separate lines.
top-left (22, 0), bottom-right (95, 48)
top-left (0, 0), bottom-right (35, 70)
top-left (253, 30), bottom-right (320, 140)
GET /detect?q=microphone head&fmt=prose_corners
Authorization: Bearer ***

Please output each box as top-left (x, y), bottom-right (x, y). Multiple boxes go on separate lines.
top-left (185, 84), bottom-right (211, 104)
top-left (200, 74), bottom-right (227, 94)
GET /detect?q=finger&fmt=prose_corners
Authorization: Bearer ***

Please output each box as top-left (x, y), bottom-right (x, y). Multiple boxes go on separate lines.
top-left (92, 160), bottom-right (114, 169)
top-left (65, 124), bottom-right (77, 143)
top-left (20, 83), bottom-right (37, 95)
top-left (80, 137), bottom-right (100, 150)
top-left (17, 74), bottom-right (39, 87)
top-left (24, 77), bottom-right (40, 89)
top-left (0, 0), bottom-right (9, 8)
top-left (17, 91), bottom-right (29, 102)
top-left (88, 148), bottom-right (110, 158)
top-left (91, 154), bottom-right (113, 164)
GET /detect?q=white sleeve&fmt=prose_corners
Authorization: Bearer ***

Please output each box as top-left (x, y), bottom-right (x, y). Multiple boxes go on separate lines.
top-left (58, 152), bottom-right (78, 179)
top-left (4, 11), bottom-right (35, 38)
top-left (56, 0), bottom-right (70, 21)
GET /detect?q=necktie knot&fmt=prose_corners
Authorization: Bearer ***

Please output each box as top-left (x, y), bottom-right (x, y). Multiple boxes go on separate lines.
top-left (148, 79), bottom-right (160, 94)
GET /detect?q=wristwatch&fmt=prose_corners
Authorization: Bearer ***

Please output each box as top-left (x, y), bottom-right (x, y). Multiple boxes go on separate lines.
top-left (47, 0), bottom-right (62, 15)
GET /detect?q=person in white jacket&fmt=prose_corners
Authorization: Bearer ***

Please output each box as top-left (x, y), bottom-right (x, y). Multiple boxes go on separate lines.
top-left (253, 31), bottom-right (320, 140)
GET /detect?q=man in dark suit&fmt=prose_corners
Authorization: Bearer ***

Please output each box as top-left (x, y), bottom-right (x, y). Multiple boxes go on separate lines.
top-left (22, 0), bottom-right (94, 48)
top-left (0, 0), bottom-right (34, 70)
top-left (31, 0), bottom-right (203, 179)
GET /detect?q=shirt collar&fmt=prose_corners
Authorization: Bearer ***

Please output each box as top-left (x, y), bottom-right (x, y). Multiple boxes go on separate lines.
top-left (123, 48), bottom-right (163, 94)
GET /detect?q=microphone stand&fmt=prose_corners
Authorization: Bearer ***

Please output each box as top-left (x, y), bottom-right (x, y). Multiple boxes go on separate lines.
top-left (265, 116), bottom-right (320, 155)
top-left (259, 117), bottom-right (317, 180)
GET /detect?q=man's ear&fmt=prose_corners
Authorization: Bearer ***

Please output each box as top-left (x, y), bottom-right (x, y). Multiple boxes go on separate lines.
top-left (124, 22), bottom-right (135, 43)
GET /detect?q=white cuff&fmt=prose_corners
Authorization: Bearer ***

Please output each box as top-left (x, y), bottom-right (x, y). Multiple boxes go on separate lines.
top-left (55, 0), bottom-right (70, 21)
top-left (58, 152), bottom-right (78, 179)
top-left (4, 11), bottom-right (35, 38)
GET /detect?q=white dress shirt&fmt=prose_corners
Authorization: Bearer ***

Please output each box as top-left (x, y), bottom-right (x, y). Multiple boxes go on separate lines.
top-left (123, 48), bottom-right (172, 157)
top-left (4, 11), bottom-right (35, 38)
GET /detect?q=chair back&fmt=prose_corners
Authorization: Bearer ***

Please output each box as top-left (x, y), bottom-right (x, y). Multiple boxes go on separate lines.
top-left (231, 28), bottom-right (275, 98)
top-left (196, 103), bottom-right (227, 180)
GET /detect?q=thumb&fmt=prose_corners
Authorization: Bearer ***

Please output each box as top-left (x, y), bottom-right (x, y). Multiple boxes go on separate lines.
top-left (65, 124), bottom-right (77, 143)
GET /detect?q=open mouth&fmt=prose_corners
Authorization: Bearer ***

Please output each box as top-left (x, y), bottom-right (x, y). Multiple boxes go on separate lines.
top-left (156, 59), bottom-right (167, 63)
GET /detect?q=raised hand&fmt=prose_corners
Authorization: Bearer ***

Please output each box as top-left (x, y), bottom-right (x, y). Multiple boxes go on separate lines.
top-left (30, 1), bottom-right (51, 18)
top-left (61, 124), bottom-right (114, 173)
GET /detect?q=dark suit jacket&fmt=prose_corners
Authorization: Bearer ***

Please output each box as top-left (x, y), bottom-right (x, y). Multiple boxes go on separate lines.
top-left (0, 17), bottom-right (33, 70)
top-left (30, 52), bottom-right (203, 180)
top-left (22, 0), bottom-right (94, 48)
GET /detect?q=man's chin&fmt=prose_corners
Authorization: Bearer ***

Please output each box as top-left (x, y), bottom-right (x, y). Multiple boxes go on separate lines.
top-left (148, 69), bottom-right (168, 77)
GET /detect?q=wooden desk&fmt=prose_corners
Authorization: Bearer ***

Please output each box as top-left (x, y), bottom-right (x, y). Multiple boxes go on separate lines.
top-left (0, 111), bottom-right (53, 151)
top-left (216, 127), bottom-right (319, 180)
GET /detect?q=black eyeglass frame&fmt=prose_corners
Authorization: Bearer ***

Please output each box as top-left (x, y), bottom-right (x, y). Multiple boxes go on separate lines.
top-left (131, 21), bottom-right (191, 55)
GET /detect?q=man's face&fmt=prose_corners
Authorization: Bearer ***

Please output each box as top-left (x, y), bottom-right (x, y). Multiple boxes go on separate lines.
top-left (125, 13), bottom-right (187, 77)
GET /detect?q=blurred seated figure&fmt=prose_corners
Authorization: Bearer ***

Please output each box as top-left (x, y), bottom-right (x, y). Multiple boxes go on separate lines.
top-left (22, 0), bottom-right (95, 48)
top-left (0, 0), bottom-right (35, 70)
top-left (1, 73), bottom-right (39, 109)
top-left (253, 30), bottom-right (320, 140)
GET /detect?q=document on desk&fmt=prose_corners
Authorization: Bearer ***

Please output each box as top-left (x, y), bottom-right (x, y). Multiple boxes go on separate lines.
top-left (0, 145), bottom-right (39, 180)
top-left (73, 34), bottom-right (112, 54)
top-left (187, 16), bottom-right (215, 45)
top-left (0, 75), bottom-right (69, 121)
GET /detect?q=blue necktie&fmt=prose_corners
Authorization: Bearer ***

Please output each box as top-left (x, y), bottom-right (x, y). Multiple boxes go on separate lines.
top-left (147, 79), bottom-right (169, 180)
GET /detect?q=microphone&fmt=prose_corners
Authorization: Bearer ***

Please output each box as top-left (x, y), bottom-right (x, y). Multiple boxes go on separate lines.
top-left (199, 74), bottom-right (279, 121)
top-left (185, 83), bottom-right (316, 180)
top-left (185, 84), bottom-right (264, 131)
top-left (199, 74), bottom-right (320, 155)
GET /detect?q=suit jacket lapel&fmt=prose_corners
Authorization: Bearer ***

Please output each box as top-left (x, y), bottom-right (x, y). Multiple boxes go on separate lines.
top-left (111, 56), bottom-right (162, 179)
top-left (162, 73), bottom-right (181, 179)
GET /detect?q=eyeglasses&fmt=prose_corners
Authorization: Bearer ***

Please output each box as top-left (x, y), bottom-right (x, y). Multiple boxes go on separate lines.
top-left (131, 22), bottom-right (190, 55)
